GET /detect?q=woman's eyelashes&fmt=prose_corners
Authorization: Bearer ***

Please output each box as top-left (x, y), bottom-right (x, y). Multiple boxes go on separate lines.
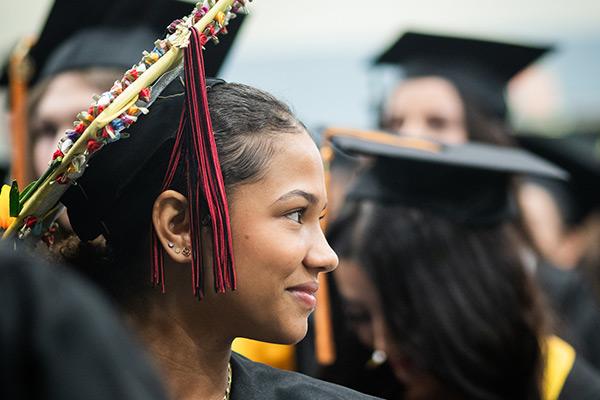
top-left (285, 208), bottom-right (306, 224)
top-left (284, 205), bottom-right (326, 224)
top-left (427, 115), bottom-right (449, 131)
top-left (31, 121), bottom-right (57, 139)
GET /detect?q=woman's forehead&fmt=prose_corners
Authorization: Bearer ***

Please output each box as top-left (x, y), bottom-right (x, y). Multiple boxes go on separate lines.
top-left (232, 132), bottom-right (327, 205)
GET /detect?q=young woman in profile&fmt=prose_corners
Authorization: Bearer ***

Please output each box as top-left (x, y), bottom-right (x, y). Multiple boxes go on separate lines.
top-left (2, 5), bottom-right (379, 400)
top-left (57, 78), bottom-right (376, 400)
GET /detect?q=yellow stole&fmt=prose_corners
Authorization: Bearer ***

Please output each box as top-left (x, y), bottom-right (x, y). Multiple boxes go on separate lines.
top-left (543, 335), bottom-right (576, 400)
top-left (232, 338), bottom-right (296, 371)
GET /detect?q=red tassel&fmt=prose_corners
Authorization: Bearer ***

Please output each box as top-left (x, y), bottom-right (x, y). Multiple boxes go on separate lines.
top-left (151, 27), bottom-right (236, 298)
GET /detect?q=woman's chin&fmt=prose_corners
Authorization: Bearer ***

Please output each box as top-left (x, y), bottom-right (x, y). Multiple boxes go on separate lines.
top-left (259, 319), bottom-right (308, 345)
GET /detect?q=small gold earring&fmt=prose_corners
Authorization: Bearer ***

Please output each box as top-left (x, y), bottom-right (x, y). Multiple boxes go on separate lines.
top-left (182, 247), bottom-right (191, 257)
top-left (174, 246), bottom-right (181, 254)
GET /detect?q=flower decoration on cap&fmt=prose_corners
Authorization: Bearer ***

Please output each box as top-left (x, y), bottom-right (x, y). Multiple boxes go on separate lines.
top-left (2, 0), bottom-right (251, 297)
top-left (1, 0), bottom-right (248, 241)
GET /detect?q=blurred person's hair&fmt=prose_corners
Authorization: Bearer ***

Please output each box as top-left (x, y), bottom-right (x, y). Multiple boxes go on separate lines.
top-left (327, 200), bottom-right (547, 400)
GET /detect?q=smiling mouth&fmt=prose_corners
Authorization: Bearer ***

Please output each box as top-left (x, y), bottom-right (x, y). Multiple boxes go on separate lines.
top-left (286, 282), bottom-right (319, 309)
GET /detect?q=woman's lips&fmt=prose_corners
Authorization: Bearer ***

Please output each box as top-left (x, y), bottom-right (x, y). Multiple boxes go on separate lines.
top-left (286, 281), bottom-right (319, 309)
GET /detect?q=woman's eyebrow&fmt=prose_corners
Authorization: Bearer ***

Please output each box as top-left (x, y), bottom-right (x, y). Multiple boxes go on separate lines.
top-left (273, 189), bottom-right (318, 205)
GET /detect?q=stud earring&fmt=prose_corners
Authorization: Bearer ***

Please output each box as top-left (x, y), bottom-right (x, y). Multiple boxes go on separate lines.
top-left (365, 350), bottom-right (387, 369)
top-left (167, 241), bottom-right (175, 248)
top-left (182, 247), bottom-right (191, 257)
top-left (174, 246), bottom-right (181, 254)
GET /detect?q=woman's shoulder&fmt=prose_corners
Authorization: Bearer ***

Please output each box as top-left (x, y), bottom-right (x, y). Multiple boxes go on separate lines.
top-left (230, 352), bottom-right (382, 400)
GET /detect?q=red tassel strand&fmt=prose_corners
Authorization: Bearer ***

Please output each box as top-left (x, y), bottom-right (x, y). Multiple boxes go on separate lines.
top-left (151, 27), bottom-right (236, 298)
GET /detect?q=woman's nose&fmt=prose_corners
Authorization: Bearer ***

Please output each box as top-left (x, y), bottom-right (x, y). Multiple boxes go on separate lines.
top-left (304, 228), bottom-right (339, 273)
top-left (401, 118), bottom-right (428, 139)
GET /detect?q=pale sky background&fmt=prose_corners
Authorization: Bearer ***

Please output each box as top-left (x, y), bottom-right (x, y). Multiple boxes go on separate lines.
top-left (1, 0), bottom-right (600, 161)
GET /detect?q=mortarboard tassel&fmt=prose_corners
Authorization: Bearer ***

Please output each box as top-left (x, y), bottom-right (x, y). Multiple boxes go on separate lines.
top-left (9, 36), bottom-right (36, 187)
top-left (152, 26), bottom-right (236, 298)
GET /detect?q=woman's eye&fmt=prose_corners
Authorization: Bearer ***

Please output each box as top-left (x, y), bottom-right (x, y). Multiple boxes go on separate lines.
top-left (31, 122), bottom-right (57, 140)
top-left (427, 116), bottom-right (449, 131)
top-left (385, 117), bottom-right (404, 132)
top-left (285, 209), bottom-right (304, 223)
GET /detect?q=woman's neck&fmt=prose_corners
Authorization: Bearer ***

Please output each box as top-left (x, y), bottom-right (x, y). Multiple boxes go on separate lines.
top-left (130, 303), bottom-right (233, 400)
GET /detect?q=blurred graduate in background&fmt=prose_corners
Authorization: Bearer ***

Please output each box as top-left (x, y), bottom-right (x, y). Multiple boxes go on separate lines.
top-left (518, 132), bottom-right (600, 313)
top-left (354, 31), bottom-right (600, 371)
top-left (319, 129), bottom-right (600, 400)
top-left (0, 245), bottom-right (169, 400)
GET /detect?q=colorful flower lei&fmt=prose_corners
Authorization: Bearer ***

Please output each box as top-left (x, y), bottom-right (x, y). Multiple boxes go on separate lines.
top-left (1, 0), bottom-right (250, 242)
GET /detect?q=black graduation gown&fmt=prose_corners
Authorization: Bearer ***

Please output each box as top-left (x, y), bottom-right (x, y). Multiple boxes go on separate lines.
top-left (230, 352), bottom-right (382, 400)
top-left (0, 248), bottom-right (168, 400)
top-left (536, 260), bottom-right (600, 370)
top-left (559, 356), bottom-right (600, 400)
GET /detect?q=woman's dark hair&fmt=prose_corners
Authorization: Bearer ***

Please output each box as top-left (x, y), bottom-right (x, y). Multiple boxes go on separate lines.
top-left (56, 82), bottom-right (306, 306)
top-left (326, 201), bottom-right (546, 400)
top-left (209, 82), bottom-right (306, 189)
top-left (458, 87), bottom-right (516, 147)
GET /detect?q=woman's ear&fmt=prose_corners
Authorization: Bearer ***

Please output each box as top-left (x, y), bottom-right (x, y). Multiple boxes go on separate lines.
top-left (152, 190), bottom-right (191, 264)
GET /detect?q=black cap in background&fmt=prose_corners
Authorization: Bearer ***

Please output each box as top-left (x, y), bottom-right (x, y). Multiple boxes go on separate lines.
top-left (1, 0), bottom-right (246, 85)
top-left (374, 31), bottom-right (551, 120)
top-left (517, 132), bottom-right (600, 224)
top-left (331, 130), bottom-right (566, 226)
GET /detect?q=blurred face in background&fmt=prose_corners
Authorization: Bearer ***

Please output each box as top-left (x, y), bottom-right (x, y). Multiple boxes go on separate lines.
top-left (381, 76), bottom-right (468, 145)
top-left (334, 258), bottom-right (415, 384)
top-left (30, 69), bottom-right (118, 177)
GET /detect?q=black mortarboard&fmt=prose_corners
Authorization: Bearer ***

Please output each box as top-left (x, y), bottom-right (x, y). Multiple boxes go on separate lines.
top-left (60, 76), bottom-right (189, 242)
top-left (517, 132), bottom-right (600, 224)
top-left (374, 31), bottom-right (551, 120)
top-left (331, 130), bottom-right (566, 226)
top-left (1, 0), bottom-right (245, 85)
top-left (2, 2), bottom-right (248, 297)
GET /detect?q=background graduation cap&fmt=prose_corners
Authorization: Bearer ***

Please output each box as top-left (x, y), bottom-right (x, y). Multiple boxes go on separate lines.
top-left (329, 130), bottom-right (566, 226)
top-left (373, 31), bottom-right (551, 121)
top-left (517, 132), bottom-right (600, 225)
top-left (1, 0), bottom-right (245, 86)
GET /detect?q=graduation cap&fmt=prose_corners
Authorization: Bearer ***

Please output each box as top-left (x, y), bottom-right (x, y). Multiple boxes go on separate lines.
top-left (374, 31), bottom-right (551, 120)
top-left (1, 1), bottom-right (250, 299)
top-left (2, 0), bottom-right (245, 188)
top-left (325, 128), bottom-right (566, 226)
top-left (1, 0), bottom-right (244, 86)
top-left (517, 132), bottom-right (600, 224)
